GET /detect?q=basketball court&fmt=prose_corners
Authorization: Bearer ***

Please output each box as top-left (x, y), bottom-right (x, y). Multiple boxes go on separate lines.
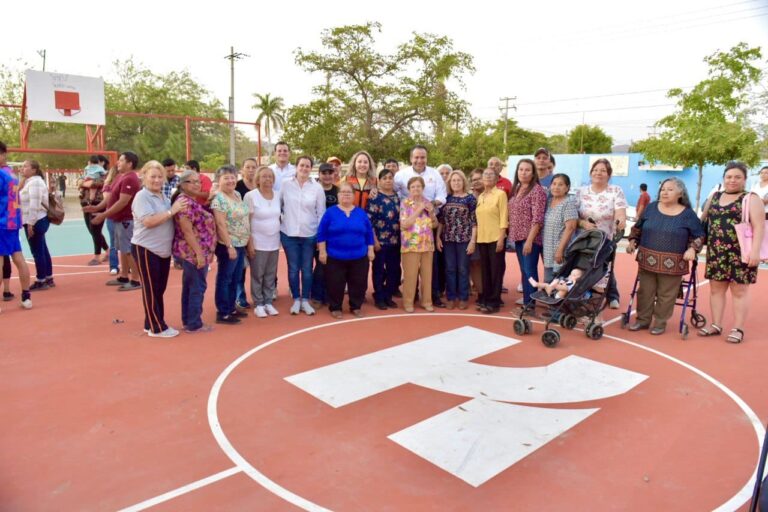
top-left (2, 219), bottom-right (767, 511)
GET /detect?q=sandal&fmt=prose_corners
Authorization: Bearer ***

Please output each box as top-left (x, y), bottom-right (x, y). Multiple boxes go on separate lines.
top-left (726, 328), bottom-right (744, 344)
top-left (697, 324), bottom-right (722, 337)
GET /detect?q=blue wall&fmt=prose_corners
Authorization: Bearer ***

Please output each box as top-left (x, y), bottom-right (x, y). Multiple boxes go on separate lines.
top-left (506, 153), bottom-right (768, 209)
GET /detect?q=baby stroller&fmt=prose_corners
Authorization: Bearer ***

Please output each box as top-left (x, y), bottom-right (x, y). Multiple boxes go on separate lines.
top-left (513, 228), bottom-right (623, 347)
top-left (619, 259), bottom-right (706, 339)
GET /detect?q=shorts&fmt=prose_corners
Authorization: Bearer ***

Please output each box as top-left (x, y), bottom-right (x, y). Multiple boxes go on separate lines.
top-left (0, 229), bottom-right (22, 256)
top-left (114, 220), bottom-right (134, 254)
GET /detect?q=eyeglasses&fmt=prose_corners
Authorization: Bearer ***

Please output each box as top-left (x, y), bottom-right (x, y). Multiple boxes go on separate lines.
top-left (182, 180), bottom-right (201, 184)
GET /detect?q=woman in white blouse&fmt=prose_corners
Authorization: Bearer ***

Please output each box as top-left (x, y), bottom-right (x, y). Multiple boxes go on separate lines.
top-left (575, 158), bottom-right (627, 309)
top-left (280, 156), bottom-right (326, 315)
top-left (245, 166), bottom-right (282, 318)
top-left (19, 160), bottom-right (53, 290)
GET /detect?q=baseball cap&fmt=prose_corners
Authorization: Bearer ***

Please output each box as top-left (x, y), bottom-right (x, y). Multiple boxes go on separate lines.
top-left (326, 156), bottom-right (342, 165)
top-left (534, 147), bottom-right (550, 158)
top-left (319, 163), bottom-right (335, 173)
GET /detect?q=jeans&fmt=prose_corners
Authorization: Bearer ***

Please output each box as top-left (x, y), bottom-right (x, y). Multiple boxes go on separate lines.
top-left (214, 243), bottom-right (245, 316)
top-left (106, 219), bottom-right (119, 271)
top-left (280, 233), bottom-right (315, 300)
top-left (372, 245), bottom-right (401, 303)
top-left (443, 241), bottom-right (470, 301)
top-left (24, 217), bottom-right (52, 281)
top-left (311, 249), bottom-right (326, 303)
top-left (236, 267), bottom-right (249, 307)
top-left (514, 240), bottom-right (542, 305)
top-left (606, 271), bottom-right (620, 303)
top-left (432, 233), bottom-right (446, 299)
top-left (181, 260), bottom-right (208, 330)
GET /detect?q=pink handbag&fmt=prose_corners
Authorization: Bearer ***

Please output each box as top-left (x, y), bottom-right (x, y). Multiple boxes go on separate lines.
top-left (734, 194), bottom-right (768, 263)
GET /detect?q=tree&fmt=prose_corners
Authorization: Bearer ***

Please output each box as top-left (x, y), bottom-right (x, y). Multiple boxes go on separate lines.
top-left (567, 124), bottom-right (613, 154)
top-left (294, 22), bottom-right (474, 161)
top-left (634, 43), bottom-right (763, 209)
top-left (252, 93), bottom-right (285, 156)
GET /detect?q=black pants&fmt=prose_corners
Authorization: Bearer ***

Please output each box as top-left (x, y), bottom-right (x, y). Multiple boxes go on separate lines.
top-left (132, 244), bottom-right (171, 334)
top-left (478, 242), bottom-right (505, 309)
top-left (84, 212), bottom-right (109, 255)
top-left (432, 229), bottom-right (446, 298)
top-left (325, 256), bottom-right (369, 312)
top-left (2, 255), bottom-right (10, 279)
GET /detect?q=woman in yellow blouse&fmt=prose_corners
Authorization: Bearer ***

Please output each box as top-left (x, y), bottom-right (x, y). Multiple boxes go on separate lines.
top-left (475, 168), bottom-right (509, 314)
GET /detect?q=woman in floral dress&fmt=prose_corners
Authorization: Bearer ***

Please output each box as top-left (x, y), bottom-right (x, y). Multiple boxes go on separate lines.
top-left (699, 161), bottom-right (764, 343)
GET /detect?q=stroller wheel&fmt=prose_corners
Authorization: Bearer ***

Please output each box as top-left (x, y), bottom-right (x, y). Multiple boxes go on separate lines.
top-left (681, 324), bottom-right (689, 340)
top-left (523, 319), bottom-right (533, 334)
top-left (690, 313), bottom-right (706, 329)
top-left (560, 314), bottom-right (577, 330)
top-left (541, 329), bottom-right (560, 347)
top-left (513, 319), bottom-right (526, 336)
top-left (586, 323), bottom-right (604, 340)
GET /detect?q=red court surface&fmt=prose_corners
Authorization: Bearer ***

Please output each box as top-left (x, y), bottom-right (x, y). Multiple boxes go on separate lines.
top-left (1, 252), bottom-right (766, 511)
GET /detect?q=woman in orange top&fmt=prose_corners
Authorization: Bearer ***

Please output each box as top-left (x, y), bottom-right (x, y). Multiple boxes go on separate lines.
top-left (343, 150), bottom-right (377, 210)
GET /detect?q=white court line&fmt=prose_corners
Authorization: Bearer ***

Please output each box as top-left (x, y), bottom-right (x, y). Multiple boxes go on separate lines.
top-left (7, 270), bottom-right (106, 280)
top-left (116, 466), bottom-right (241, 512)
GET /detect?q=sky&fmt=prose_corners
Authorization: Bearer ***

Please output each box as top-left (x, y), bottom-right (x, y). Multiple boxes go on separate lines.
top-left (4, 0), bottom-right (768, 146)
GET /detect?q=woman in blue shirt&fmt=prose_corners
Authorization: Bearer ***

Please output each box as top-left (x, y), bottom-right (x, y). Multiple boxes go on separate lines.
top-left (318, 182), bottom-right (375, 319)
top-left (627, 178), bottom-right (704, 335)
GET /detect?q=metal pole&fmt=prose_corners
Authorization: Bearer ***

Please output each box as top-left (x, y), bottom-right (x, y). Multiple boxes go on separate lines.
top-left (499, 96), bottom-right (516, 158)
top-left (37, 50), bottom-right (46, 71)
top-left (224, 47), bottom-right (250, 166)
top-left (229, 46), bottom-right (236, 165)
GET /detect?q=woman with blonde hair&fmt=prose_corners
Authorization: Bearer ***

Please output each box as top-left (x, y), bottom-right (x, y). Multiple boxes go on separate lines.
top-left (131, 160), bottom-right (187, 338)
top-left (437, 170), bottom-right (477, 309)
top-left (343, 150), bottom-right (377, 210)
top-left (245, 166), bottom-right (282, 318)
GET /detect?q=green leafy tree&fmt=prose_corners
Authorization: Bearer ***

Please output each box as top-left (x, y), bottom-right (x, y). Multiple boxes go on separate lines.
top-left (547, 134), bottom-right (569, 154)
top-left (293, 22), bottom-right (474, 161)
top-left (634, 43), bottom-right (763, 209)
top-left (252, 93), bottom-right (286, 156)
top-left (567, 124), bottom-right (613, 154)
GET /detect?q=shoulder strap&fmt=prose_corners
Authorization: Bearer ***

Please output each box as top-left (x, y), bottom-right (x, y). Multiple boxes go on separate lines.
top-left (742, 193), bottom-right (751, 224)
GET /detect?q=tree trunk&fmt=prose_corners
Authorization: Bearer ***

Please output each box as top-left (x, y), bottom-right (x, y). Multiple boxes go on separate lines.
top-left (695, 162), bottom-right (703, 214)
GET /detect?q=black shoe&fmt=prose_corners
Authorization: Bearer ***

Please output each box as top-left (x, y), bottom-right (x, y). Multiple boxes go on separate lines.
top-left (216, 315), bottom-right (241, 324)
top-left (29, 281), bottom-right (49, 291)
top-left (236, 301), bottom-right (251, 310)
top-left (483, 306), bottom-right (500, 314)
top-left (392, 289), bottom-right (403, 298)
top-left (375, 301), bottom-right (388, 310)
top-left (2, 291), bottom-right (14, 302)
top-left (385, 299), bottom-right (398, 308)
top-left (45, 278), bottom-right (55, 288)
top-left (230, 310), bottom-right (248, 318)
top-left (433, 298), bottom-right (446, 308)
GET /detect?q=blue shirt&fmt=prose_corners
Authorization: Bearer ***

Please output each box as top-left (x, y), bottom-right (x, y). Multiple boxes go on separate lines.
top-left (317, 206), bottom-right (374, 260)
top-left (0, 166), bottom-right (21, 231)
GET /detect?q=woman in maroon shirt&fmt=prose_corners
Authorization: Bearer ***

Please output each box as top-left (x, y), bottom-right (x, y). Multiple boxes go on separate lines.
top-left (507, 158), bottom-right (547, 307)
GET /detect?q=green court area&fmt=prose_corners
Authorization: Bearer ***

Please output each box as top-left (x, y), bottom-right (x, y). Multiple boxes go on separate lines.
top-left (20, 217), bottom-right (98, 259)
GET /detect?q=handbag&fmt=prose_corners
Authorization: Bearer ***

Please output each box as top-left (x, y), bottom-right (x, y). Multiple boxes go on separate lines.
top-left (734, 194), bottom-right (768, 263)
top-left (46, 191), bottom-right (65, 225)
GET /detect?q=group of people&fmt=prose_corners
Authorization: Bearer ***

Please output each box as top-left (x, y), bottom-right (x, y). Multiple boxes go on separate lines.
top-left (1, 139), bottom-right (765, 343)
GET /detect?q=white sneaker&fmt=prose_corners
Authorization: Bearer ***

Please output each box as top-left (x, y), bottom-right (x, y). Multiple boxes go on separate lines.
top-left (609, 299), bottom-right (620, 309)
top-left (254, 305), bottom-right (267, 318)
top-left (265, 304), bottom-right (279, 316)
top-left (21, 298), bottom-right (33, 309)
top-left (516, 283), bottom-right (523, 293)
top-left (290, 299), bottom-right (301, 315)
top-left (110, 268), bottom-right (118, 275)
top-left (148, 327), bottom-right (180, 338)
top-left (300, 300), bottom-right (316, 316)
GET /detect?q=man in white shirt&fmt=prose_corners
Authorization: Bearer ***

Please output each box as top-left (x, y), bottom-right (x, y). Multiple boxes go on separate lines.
top-left (394, 145), bottom-right (447, 206)
top-left (269, 141), bottom-right (296, 192)
top-left (394, 145), bottom-right (448, 306)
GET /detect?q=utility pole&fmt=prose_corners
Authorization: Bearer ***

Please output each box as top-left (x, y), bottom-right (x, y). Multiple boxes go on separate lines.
top-left (225, 47), bottom-right (249, 165)
top-left (499, 96), bottom-right (517, 157)
top-left (37, 49), bottom-right (46, 71)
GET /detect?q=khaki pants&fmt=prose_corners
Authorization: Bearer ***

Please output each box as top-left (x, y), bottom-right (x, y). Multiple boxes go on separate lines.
top-left (636, 268), bottom-right (683, 329)
top-left (402, 251), bottom-right (433, 309)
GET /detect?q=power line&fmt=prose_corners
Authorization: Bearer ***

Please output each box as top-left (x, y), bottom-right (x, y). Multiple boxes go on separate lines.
top-left (516, 86), bottom-right (694, 107)
top-left (514, 103), bottom-right (676, 118)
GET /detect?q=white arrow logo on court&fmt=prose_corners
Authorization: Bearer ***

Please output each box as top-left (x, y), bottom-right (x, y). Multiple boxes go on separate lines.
top-left (286, 326), bottom-right (648, 487)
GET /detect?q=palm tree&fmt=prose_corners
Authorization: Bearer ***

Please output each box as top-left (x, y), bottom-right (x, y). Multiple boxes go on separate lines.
top-left (252, 93), bottom-right (286, 157)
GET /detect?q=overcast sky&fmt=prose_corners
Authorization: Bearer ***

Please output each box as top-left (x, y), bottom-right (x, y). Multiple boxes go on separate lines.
top-left (4, 0), bottom-right (768, 145)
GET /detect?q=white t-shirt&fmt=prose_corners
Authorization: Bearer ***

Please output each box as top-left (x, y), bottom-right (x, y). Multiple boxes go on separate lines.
top-left (750, 182), bottom-right (768, 214)
top-left (244, 188), bottom-right (282, 251)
